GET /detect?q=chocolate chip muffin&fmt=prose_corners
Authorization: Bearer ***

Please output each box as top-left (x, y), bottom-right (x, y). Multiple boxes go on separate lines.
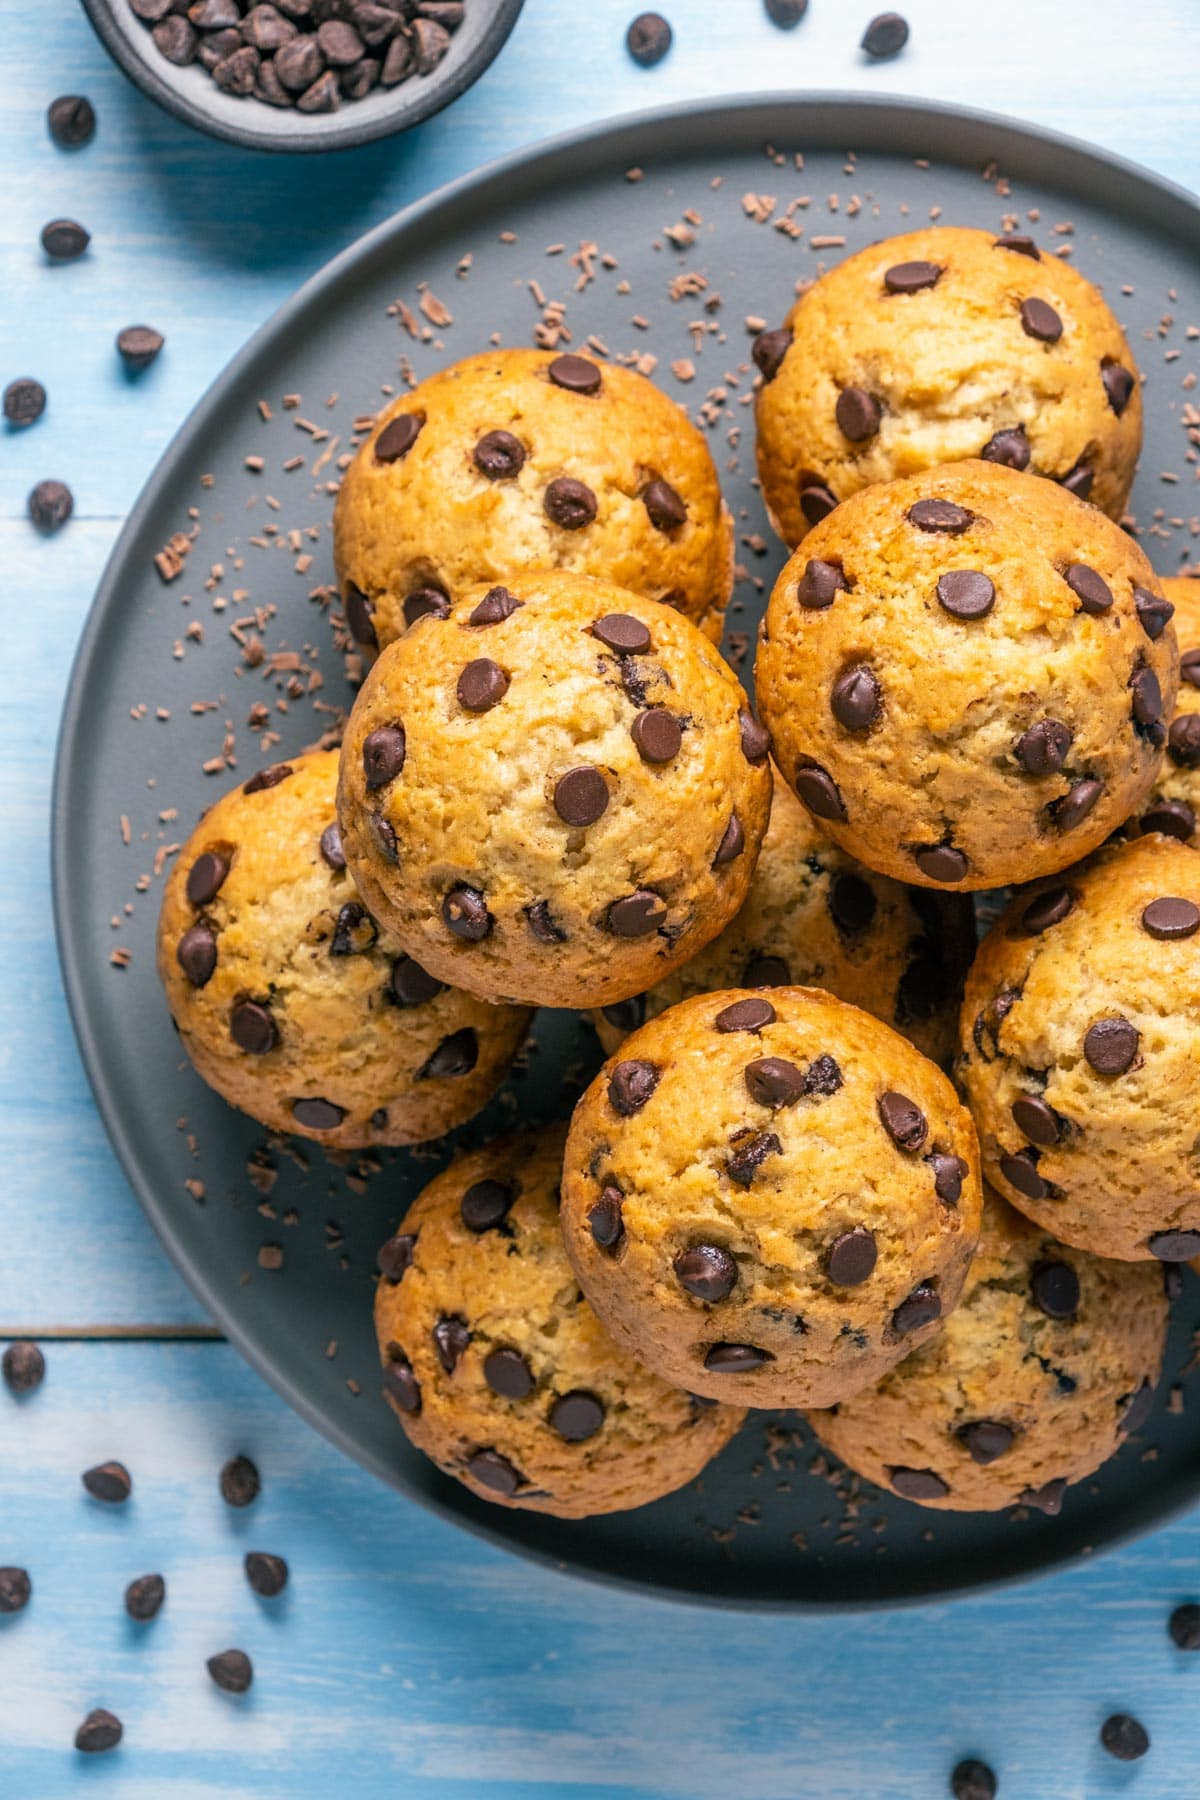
top-left (591, 775), bottom-right (977, 1069)
top-left (1131, 576), bottom-right (1200, 842)
top-left (157, 751), bottom-right (532, 1148)
top-left (809, 1189), bottom-right (1167, 1513)
top-left (753, 225), bottom-right (1142, 547)
top-left (373, 1127), bottom-right (745, 1517)
top-left (957, 833), bottom-right (1200, 1262)
top-left (336, 569), bottom-right (772, 1010)
top-left (333, 347), bottom-right (734, 654)
top-left (755, 460), bottom-right (1177, 891)
top-left (561, 987), bottom-right (982, 1409)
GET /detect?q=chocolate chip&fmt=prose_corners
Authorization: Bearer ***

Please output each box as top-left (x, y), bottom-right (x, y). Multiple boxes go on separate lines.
top-left (244, 1552), bottom-right (288, 1598)
top-left (369, 810), bottom-right (398, 863)
top-left (799, 481), bottom-right (838, 526)
top-left (83, 1461), bottom-right (132, 1504)
top-left (461, 1179), bottom-right (515, 1232)
top-left (374, 412), bottom-right (423, 463)
top-left (1020, 297), bottom-right (1062, 343)
top-left (877, 1090), bottom-right (927, 1151)
top-left (2, 1340), bottom-right (45, 1394)
top-left (752, 326), bottom-right (792, 381)
top-left (544, 475), bottom-right (597, 529)
top-left (674, 1245), bottom-right (738, 1301)
top-left (835, 386), bottom-right (881, 441)
top-left (907, 497), bottom-right (972, 533)
top-left (958, 1420), bottom-right (1014, 1465)
top-left (124, 1573), bottom-right (165, 1621)
top-left (390, 954), bottom-right (444, 1006)
top-left (419, 1027), bottom-right (478, 1079)
top-left (1015, 718), bottom-right (1072, 775)
top-left (550, 764), bottom-right (608, 828)
top-left (994, 230), bottom-right (1041, 257)
top-left (117, 325), bottom-right (164, 371)
top-left (601, 995), bottom-right (645, 1032)
top-left (0, 1566), bottom-right (31, 1613)
top-left (1142, 896), bottom-right (1200, 940)
top-left (1134, 586), bottom-right (1174, 641)
top-left (484, 1348), bottom-right (534, 1400)
top-left (1100, 1714), bottom-right (1149, 1762)
top-left (474, 430), bottom-right (525, 479)
top-left (593, 612), bottom-right (650, 654)
top-left (726, 1130), bottom-right (782, 1186)
top-left (48, 94), bottom-right (96, 147)
top-left (549, 1391), bottom-right (605, 1441)
top-left (743, 953), bottom-right (791, 987)
top-left (207, 1649), bottom-right (253, 1695)
top-left (153, 14), bottom-right (199, 61)
top-left (936, 569), bottom-right (995, 619)
top-left (1148, 1230), bottom-right (1200, 1261)
top-left (457, 658), bottom-right (509, 713)
top-left (466, 1449), bottom-right (523, 1495)
top-left (644, 478), bottom-right (687, 531)
top-left (794, 761), bottom-right (847, 822)
top-left (75, 1710), bottom-right (123, 1754)
top-left (609, 1058), bottom-right (660, 1115)
top-left (433, 1315), bottom-right (470, 1373)
top-left (828, 873), bottom-right (876, 934)
top-left (626, 11), bottom-right (672, 64)
top-left (589, 1186), bottom-right (625, 1250)
top-left (344, 583), bottom-right (377, 648)
top-left (1050, 778), bottom-right (1103, 830)
top-left (219, 1454), bottom-right (259, 1507)
top-left (243, 761), bottom-right (293, 795)
top-left (177, 924), bottom-right (217, 988)
top-left (1141, 797), bottom-right (1195, 840)
top-left (1084, 1016), bottom-right (1139, 1075)
top-left (517, 900), bottom-right (563, 946)
top-left (1169, 1603), bottom-right (1200, 1650)
top-left (28, 478), bottom-right (73, 533)
top-left (1030, 1259), bottom-right (1080, 1319)
top-left (469, 584), bottom-right (521, 626)
top-left (831, 664), bottom-right (881, 732)
top-left (804, 1055), bottom-right (844, 1098)
top-left (292, 1097), bottom-right (345, 1131)
top-left (404, 586), bottom-right (450, 626)
top-left (929, 1153), bottom-right (967, 1204)
top-left (1012, 1094), bottom-right (1062, 1146)
top-left (739, 709), bottom-right (771, 764)
top-left (1131, 665), bottom-right (1163, 728)
top-left (746, 1056), bottom-right (808, 1108)
top-left (715, 997), bottom-right (775, 1033)
top-left (892, 1282), bottom-right (940, 1334)
top-left (1102, 358), bottom-right (1136, 416)
top-left (548, 352), bottom-right (602, 393)
top-left (377, 1232), bottom-right (416, 1282)
top-left (703, 1342), bottom-right (774, 1371)
top-left (362, 723), bottom-right (406, 789)
top-left (442, 886), bottom-right (491, 941)
top-left (981, 424), bottom-right (1031, 469)
top-left (1000, 1148), bottom-right (1047, 1200)
top-left (1059, 460), bottom-right (1094, 500)
top-left (951, 1759), bottom-right (997, 1800)
top-left (1169, 714), bottom-right (1200, 767)
top-left (890, 1466), bottom-right (948, 1499)
top-left (606, 889), bottom-right (667, 937)
top-left (3, 378), bottom-right (46, 427)
top-left (1119, 1379), bottom-right (1155, 1435)
top-left (827, 1226), bottom-right (877, 1286)
top-left (796, 557), bottom-right (848, 609)
top-left (383, 1351), bottom-right (421, 1413)
top-left (231, 999), bottom-right (277, 1055)
top-left (41, 217), bottom-right (89, 260)
top-left (713, 814), bottom-right (745, 865)
top-left (186, 850), bottom-right (229, 907)
top-left (913, 844), bottom-right (968, 884)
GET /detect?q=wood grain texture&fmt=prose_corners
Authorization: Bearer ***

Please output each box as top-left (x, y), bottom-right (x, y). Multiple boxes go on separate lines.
top-left (4, 0), bottom-right (1200, 1791)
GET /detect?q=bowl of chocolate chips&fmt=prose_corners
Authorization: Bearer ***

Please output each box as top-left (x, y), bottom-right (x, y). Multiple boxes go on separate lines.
top-left (80, 0), bottom-right (525, 152)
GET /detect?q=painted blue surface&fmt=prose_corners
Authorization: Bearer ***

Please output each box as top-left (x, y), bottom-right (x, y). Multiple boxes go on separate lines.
top-left (3, 0), bottom-right (1200, 1792)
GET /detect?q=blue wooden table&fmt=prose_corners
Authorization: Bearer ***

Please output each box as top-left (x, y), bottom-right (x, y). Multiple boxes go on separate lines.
top-left (4, 2), bottom-right (1200, 1793)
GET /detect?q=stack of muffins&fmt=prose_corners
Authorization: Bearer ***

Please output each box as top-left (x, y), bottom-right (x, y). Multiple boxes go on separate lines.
top-left (158, 226), bottom-right (1199, 1523)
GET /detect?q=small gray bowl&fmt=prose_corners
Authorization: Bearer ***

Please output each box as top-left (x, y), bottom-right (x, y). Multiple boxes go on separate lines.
top-left (80, 0), bottom-right (525, 154)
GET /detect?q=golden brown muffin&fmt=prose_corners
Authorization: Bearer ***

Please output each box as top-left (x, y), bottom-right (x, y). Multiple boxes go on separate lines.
top-left (957, 834), bottom-right (1200, 1262)
top-left (755, 460), bottom-right (1177, 891)
top-left (336, 569), bottom-right (772, 1010)
top-left (334, 347), bottom-right (734, 652)
top-left (561, 987), bottom-right (982, 1409)
top-left (753, 225), bottom-right (1142, 546)
top-left (1131, 575), bottom-right (1200, 842)
top-left (373, 1127), bottom-right (745, 1517)
top-left (591, 776), bottom-right (977, 1068)
top-left (157, 751), bottom-right (531, 1148)
top-left (809, 1190), bottom-right (1168, 1513)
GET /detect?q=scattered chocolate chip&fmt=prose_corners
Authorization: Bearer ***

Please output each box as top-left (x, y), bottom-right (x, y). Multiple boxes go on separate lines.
top-left (713, 813), bottom-right (745, 866)
top-left (831, 664), bottom-right (881, 732)
top-left (1059, 460), bottom-right (1094, 500)
top-left (1000, 1148), bottom-right (1047, 1200)
top-left (1169, 1603), bottom-right (1200, 1651)
top-left (419, 1027), bottom-right (478, 1079)
top-left (219, 1454), bottom-right (259, 1508)
top-left (48, 94), bottom-right (96, 147)
top-left (794, 760), bottom-right (847, 822)
top-left (674, 1244), bottom-right (738, 1301)
top-left (456, 658), bottom-right (509, 713)
top-left (892, 1283), bottom-right (940, 1335)
top-left (0, 1565), bottom-right (30, 1616)
top-left (1050, 778), bottom-right (1102, 830)
top-left (2, 1340), bottom-right (45, 1395)
top-left (374, 412), bottom-right (423, 463)
top-left (41, 218), bottom-right (89, 260)
top-left (469, 584), bottom-right (521, 626)
top-left (606, 889), bottom-right (667, 937)
top-left (3, 378), bottom-right (46, 427)
top-left (28, 478), bottom-right (73, 533)
top-left (644, 478), bottom-right (687, 530)
top-left (835, 386), bottom-right (881, 440)
top-left (1102, 359), bottom-right (1136, 416)
top-left (1148, 1229), bottom-right (1200, 1261)
top-left (1011, 1094), bottom-right (1062, 1147)
top-left (929, 1153), bottom-right (967, 1204)
top-left (244, 1552), bottom-right (288, 1598)
top-left (951, 1758), bottom-right (997, 1800)
top-left (243, 762), bottom-right (292, 795)
top-left (981, 424), bottom-right (1031, 469)
top-left (765, 0), bottom-right (807, 20)
top-left (433, 1315), bottom-right (470, 1373)
top-left (549, 1391), bottom-right (605, 1441)
top-left (467, 1449), bottom-right (523, 1495)
top-left (877, 1090), bottom-right (927, 1151)
top-left (796, 557), bottom-right (847, 610)
top-left (473, 429), bottom-right (525, 479)
top-left (890, 1466), bottom-right (948, 1499)
top-left (116, 325), bottom-right (164, 371)
top-left (544, 475), bottom-right (597, 528)
top-left (442, 885), bottom-right (491, 940)
top-left (231, 999), bottom-right (277, 1055)
top-left (83, 1461), bottom-right (132, 1504)
top-left (936, 569), bottom-right (995, 619)
top-left (390, 954), bottom-right (445, 1006)
top-left (1142, 797), bottom-right (1196, 840)
top-left (1100, 1713), bottom-right (1149, 1762)
top-left (957, 1420), bottom-right (1014, 1465)
top-left (461, 1179), bottom-right (515, 1232)
top-left (752, 326), bottom-right (792, 381)
top-left (292, 1097), bottom-right (345, 1132)
top-left (1142, 896), bottom-right (1200, 940)
top-left (548, 352), bottom-right (602, 393)
top-left (799, 480), bottom-right (838, 526)
top-left (1084, 1016), bottom-right (1139, 1076)
top-left (404, 586), bottom-right (450, 626)
top-left (907, 497), bottom-right (972, 533)
top-left (344, 584), bottom-right (377, 648)
top-left (827, 1226), bottom-right (877, 1286)
top-left (589, 1186), bottom-right (625, 1250)
top-left (377, 1232), bottom-right (416, 1282)
top-left (743, 953), bottom-right (790, 987)
top-left (124, 1573), bottom-right (165, 1621)
top-left (207, 1649), bottom-right (253, 1695)
top-left (703, 1342), bottom-right (774, 1371)
top-left (626, 10), bottom-right (672, 64)
top-left (176, 924), bottom-right (217, 988)
top-left (1169, 714), bottom-right (1200, 767)
top-left (592, 612), bottom-right (650, 655)
top-left (75, 1709), bottom-right (122, 1754)
top-left (609, 1058), bottom-right (660, 1115)
top-left (726, 1129), bottom-right (782, 1186)
top-left (739, 709), bottom-right (771, 764)
top-left (1020, 297), bottom-right (1062, 343)
top-left (383, 1351), bottom-right (421, 1413)
top-left (484, 1348), bottom-right (534, 1400)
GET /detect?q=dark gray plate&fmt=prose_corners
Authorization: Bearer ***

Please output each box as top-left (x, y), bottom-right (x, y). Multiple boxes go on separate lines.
top-left (54, 94), bottom-right (1200, 1610)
